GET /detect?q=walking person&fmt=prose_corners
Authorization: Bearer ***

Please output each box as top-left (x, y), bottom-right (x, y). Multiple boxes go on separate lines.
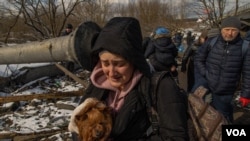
top-left (144, 26), bottom-right (178, 77)
top-left (193, 16), bottom-right (250, 123)
top-left (61, 23), bottom-right (73, 36)
top-left (68, 17), bottom-right (188, 141)
top-left (173, 31), bottom-right (183, 49)
top-left (186, 31), bottom-right (195, 47)
top-left (181, 29), bottom-right (208, 92)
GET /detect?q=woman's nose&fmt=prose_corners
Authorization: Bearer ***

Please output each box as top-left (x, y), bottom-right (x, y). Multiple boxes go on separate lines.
top-left (108, 66), bottom-right (116, 76)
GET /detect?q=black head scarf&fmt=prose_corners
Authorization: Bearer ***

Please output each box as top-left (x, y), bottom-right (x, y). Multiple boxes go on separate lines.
top-left (91, 17), bottom-right (151, 77)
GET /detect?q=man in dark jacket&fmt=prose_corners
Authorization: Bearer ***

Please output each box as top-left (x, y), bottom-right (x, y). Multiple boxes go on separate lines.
top-left (193, 16), bottom-right (250, 123)
top-left (181, 29), bottom-right (208, 92)
top-left (61, 23), bottom-right (73, 36)
top-left (186, 31), bottom-right (195, 47)
top-left (173, 31), bottom-right (183, 48)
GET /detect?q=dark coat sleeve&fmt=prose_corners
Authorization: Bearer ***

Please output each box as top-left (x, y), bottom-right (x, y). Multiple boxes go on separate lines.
top-left (142, 37), bottom-right (151, 53)
top-left (181, 45), bottom-right (193, 70)
top-left (182, 46), bottom-right (192, 65)
top-left (155, 76), bottom-right (188, 141)
top-left (144, 41), bottom-right (155, 58)
top-left (193, 39), bottom-right (211, 90)
top-left (173, 44), bottom-right (178, 58)
top-left (242, 44), bottom-right (250, 98)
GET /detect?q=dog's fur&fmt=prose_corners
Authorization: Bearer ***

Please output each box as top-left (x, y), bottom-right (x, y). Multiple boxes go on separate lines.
top-left (68, 98), bottom-right (112, 141)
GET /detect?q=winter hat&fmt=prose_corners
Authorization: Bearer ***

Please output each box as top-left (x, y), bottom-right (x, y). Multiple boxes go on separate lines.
top-left (91, 17), bottom-right (151, 77)
top-left (66, 23), bottom-right (73, 29)
top-left (154, 27), bottom-right (171, 39)
top-left (221, 16), bottom-right (241, 30)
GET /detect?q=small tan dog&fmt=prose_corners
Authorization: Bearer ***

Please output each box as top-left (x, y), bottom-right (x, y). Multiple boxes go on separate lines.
top-left (68, 98), bottom-right (112, 141)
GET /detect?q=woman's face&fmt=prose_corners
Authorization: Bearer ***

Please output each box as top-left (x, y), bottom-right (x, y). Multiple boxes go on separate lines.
top-left (99, 51), bottom-right (134, 90)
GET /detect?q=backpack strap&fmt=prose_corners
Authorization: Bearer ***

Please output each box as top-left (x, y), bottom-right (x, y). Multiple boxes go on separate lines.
top-left (208, 36), bottom-right (218, 51)
top-left (149, 71), bottom-right (173, 136)
top-left (138, 75), bottom-right (159, 136)
top-left (139, 71), bottom-right (171, 136)
top-left (151, 71), bottom-right (171, 108)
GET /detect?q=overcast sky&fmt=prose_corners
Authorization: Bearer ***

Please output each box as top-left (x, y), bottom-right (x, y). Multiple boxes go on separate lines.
top-left (109, 0), bottom-right (250, 5)
top-left (1, 0), bottom-right (249, 8)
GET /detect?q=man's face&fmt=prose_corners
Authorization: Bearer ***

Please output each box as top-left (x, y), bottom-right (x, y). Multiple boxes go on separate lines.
top-left (221, 27), bottom-right (239, 41)
top-left (66, 28), bottom-right (72, 33)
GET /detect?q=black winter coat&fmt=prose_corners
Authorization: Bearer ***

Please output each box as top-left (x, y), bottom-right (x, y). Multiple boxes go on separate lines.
top-left (75, 75), bottom-right (188, 141)
top-left (144, 37), bottom-right (178, 71)
top-left (181, 45), bottom-right (198, 92)
top-left (186, 32), bottom-right (194, 47)
top-left (195, 34), bottom-right (250, 97)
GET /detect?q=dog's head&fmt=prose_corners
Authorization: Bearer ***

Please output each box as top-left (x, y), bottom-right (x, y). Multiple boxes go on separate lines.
top-left (68, 98), bottom-right (112, 141)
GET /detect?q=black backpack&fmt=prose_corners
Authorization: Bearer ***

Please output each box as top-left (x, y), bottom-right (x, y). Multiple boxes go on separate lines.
top-left (141, 71), bottom-right (188, 136)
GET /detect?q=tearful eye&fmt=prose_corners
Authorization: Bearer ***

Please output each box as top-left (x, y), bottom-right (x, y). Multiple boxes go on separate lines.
top-left (102, 62), bottom-right (109, 67)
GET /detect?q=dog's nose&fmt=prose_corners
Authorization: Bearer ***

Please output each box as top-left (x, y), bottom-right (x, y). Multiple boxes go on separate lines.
top-left (96, 130), bottom-right (104, 137)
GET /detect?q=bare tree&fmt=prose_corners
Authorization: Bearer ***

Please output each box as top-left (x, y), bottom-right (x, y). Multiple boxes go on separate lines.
top-left (136, 0), bottom-right (162, 33)
top-left (190, 0), bottom-right (223, 28)
top-left (116, 0), bottom-right (176, 35)
top-left (4, 9), bottom-right (22, 43)
top-left (73, 0), bottom-right (111, 27)
top-left (3, 0), bottom-right (88, 39)
top-left (0, 1), bottom-right (23, 43)
top-left (234, 0), bottom-right (239, 16)
top-left (190, 0), bottom-right (240, 28)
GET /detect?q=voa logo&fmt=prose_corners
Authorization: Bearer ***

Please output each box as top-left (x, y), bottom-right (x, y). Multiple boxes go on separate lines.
top-left (226, 129), bottom-right (246, 136)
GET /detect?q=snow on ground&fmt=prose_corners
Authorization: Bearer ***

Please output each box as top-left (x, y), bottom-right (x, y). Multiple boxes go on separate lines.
top-left (0, 63), bottom-right (52, 77)
top-left (0, 64), bottom-right (88, 141)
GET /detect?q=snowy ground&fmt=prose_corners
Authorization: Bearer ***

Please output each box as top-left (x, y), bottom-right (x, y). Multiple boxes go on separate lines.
top-left (0, 64), bottom-right (89, 141)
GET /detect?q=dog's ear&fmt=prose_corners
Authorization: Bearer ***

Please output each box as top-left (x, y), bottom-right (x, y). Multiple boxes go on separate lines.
top-left (74, 98), bottom-right (104, 122)
top-left (75, 113), bottom-right (88, 121)
top-left (77, 98), bottom-right (100, 115)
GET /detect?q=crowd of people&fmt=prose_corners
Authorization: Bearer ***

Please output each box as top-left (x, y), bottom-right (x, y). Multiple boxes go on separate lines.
top-left (66, 16), bottom-right (250, 141)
